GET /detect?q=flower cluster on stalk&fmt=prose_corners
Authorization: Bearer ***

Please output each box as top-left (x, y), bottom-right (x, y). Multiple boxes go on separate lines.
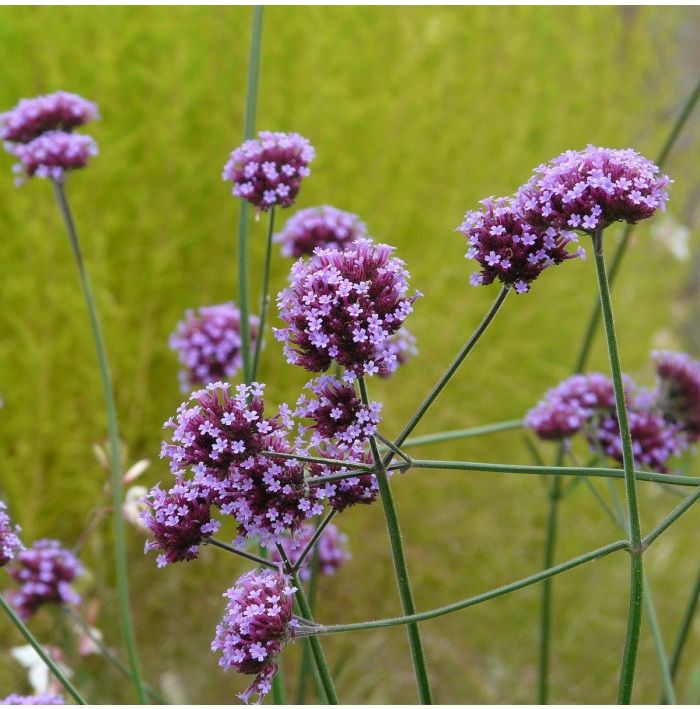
top-left (211, 569), bottom-right (297, 705)
top-left (169, 302), bottom-right (260, 392)
top-left (526, 350), bottom-right (700, 475)
top-left (0, 501), bottom-right (23, 567)
top-left (1, 91), bottom-right (99, 184)
top-left (7, 540), bottom-right (84, 620)
top-left (223, 131), bottom-right (314, 212)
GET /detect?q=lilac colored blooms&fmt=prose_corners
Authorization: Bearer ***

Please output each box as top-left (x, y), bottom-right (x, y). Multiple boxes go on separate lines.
top-left (8, 540), bottom-right (83, 621)
top-left (458, 196), bottom-right (582, 294)
top-left (212, 569), bottom-right (297, 705)
top-left (141, 480), bottom-right (220, 567)
top-left (516, 145), bottom-right (671, 234)
top-left (275, 238), bottom-right (419, 377)
top-left (1, 694), bottom-right (64, 705)
top-left (375, 327), bottom-right (417, 378)
top-left (223, 131), bottom-right (314, 212)
top-left (0, 91), bottom-right (98, 143)
top-left (274, 205), bottom-right (368, 258)
top-left (0, 501), bottom-right (23, 567)
top-left (271, 522), bottom-right (350, 581)
top-left (652, 350), bottom-right (700, 441)
top-left (169, 303), bottom-right (260, 392)
top-left (10, 131), bottom-right (98, 184)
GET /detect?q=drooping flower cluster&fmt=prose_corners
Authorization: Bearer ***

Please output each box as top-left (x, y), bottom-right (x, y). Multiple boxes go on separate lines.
top-left (223, 131), bottom-right (314, 212)
top-left (1, 91), bottom-right (99, 184)
top-left (169, 302), bottom-right (260, 392)
top-left (0, 501), bottom-right (23, 567)
top-left (526, 352), bottom-right (700, 475)
top-left (8, 540), bottom-right (84, 620)
top-left (275, 239), bottom-right (419, 377)
top-left (141, 480), bottom-right (220, 567)
top-left (274, 205), bottom-right (368, 258)
top-left (458, 197), bottom-right (582, 293)
top-left (1, 694), bottom-right (65, 706)
top-left (271, 521), bottom-right (350, 581)
top-left (516, 145), bottom-right (671, 234)
top-left (212, 569), bottom-right (297, 705)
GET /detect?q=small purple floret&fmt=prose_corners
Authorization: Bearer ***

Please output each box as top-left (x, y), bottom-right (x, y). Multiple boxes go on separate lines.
top-left (0, 501), bottom-right (23, 567)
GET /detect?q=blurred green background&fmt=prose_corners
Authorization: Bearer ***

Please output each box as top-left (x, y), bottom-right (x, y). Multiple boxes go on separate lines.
top-left (0, 5), bottom-right (699, 704)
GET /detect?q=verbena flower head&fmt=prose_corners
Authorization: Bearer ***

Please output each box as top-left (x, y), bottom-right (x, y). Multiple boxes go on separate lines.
top-left (8, 540), bottom-right (83, 621)
top-left (0, 501), bottom-right (24, 567)
top-left (525, 373), bottom-right (618, 440)
top-left (223, 131), bottom-right (314, 212)
top-left (141, 480), bottom-right (220, 567)
top-left (1, 91), bottom-right (98, 144)
top-left (161, 382), bottom-right (287, 481)
top-left (169, 303), bottom-right (260, 392)
top-left (271, 522), bottom-right (350, 581)
top-left (652, 350), bottom-right (700, 441)
top-left (212, 569), bottom-right (297, 705)
top-left (457, 196), bottom-right (582, 294)
top-left (10, 131), bottom-right (98, 185)
top-left (275, 238), bottom-right (419, 377)
top-left (1, 694), bottom-right (64, 705)
top-left (295, 375), bottom-right (382, 446)
top-left (516, 145), bottom-right (672, 234)
top-left (274, 206), bottom-right (368, 258)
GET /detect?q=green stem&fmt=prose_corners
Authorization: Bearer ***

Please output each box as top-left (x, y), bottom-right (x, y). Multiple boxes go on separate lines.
top-left (0, 594), bottom-right (87, 705)
top-left (592, 230), bottom-right (644, 704)
top-left (237, 5), bottom-right (264, 385)
top-left (292, 510), bottom-right (336, 574)
top-left (359, 376), bottom-right (433, 704)
top-left (52, 181), bottom-right (146, 704)
top-left (251, 207), bottom-right (275, 382)
top-left (402, 420), bottom-right (522, 449)
top-left (261, 448), bottom-right (374, 470)
top-left (306, 540), bottom-right (629, 636)
top-left (205, 536), bottom-right (278, 569)
top-left (667, 562), bottom-right (700, 692)
top-left (643, 484), bottom-right (700, 549)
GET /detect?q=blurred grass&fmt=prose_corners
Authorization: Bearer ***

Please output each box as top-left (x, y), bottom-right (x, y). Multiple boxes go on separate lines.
top-left (0, 5), bottom-right (699, 704)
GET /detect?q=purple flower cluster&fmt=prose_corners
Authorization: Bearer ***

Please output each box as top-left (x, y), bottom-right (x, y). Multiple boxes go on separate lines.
top-left (212, 569), bottom-right (297, 705)
top-left (516, 145), bottom-right (672, 233)
top-left (275, 239), bottom-right (419, 377)
top-left (274, 206), bottom-right (368, 258)
top-left (271, 521), bottom-right (350, 581)
top-left (526, 352), bottom-right (700, 475)
top-left (458, 197), bottom-right (582, 293)
top-left (8, 540), bottom-right (83, 620)
top-left (1, 91), bottom-right (99, 185)
top-left (169, 302), bottom-right (260, 392)
top-left (1, 694), bottom-right (64, 706)
top-left (0, 501), bottom-right (23, 567)
top-left (223, 131), bottom-right (314, 212)
top-left (0, 91), bottom-right (98, 143)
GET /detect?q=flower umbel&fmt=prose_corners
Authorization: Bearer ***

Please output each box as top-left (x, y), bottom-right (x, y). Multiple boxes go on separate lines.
top-left (223, 131), bottom-right (315, 212)
top-left (652, 350), bottom-right (700, 442)
top-left (212, 569), bottom-right (297, 705)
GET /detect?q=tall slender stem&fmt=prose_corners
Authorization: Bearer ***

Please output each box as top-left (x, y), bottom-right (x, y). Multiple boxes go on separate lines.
top-left (359, 376), bottom-right (433, 704)
top-left (251, 207), bottom-right (275, 382)
top-left (592, 230), bottom-right (644, 704)
top-left (667, 562), bottom-right (700, 695)
top-left (52, 181), bottom-right (146, 704)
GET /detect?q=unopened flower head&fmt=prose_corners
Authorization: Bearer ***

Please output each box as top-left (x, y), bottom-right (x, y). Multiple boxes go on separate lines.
top-left (295, 375), bottom-right (382, 446)
top-left (0, 501), bottom-right (23, 567)
top-left (161, 382), bottom-right (286, 481)
top-left (1, 694), bottom-right (64, 706)
top-left (223, 131), bottom-right (314, 212)
top-left (458, 197), bottom-right (582, 294)
top-left (652, 350), bottom-right (700, 441)
top-left (274, 206), bottom-right (368, 258)
top-left (169, 303), bottom-right (260, 392)
top-left (516, 145), bottom-right (671, 234)
top-left (275, 238), bottom-right (419, 377)
top-left (8, 540), bottom-right (83, 620)
top-left (271, 521), bottom-right (350, 581)
top-left (1, 91), bottom-right (98, 144)
top-left (10, 131), bottom-right (98, 185)
top-left (141, 480), bottom-right (220, 567)
top-left (212, 569), bottom-right (297, 705)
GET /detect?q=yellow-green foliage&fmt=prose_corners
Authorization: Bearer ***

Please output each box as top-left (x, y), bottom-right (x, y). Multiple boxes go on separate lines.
top-left (0, 6), bottom-right (698, 703)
